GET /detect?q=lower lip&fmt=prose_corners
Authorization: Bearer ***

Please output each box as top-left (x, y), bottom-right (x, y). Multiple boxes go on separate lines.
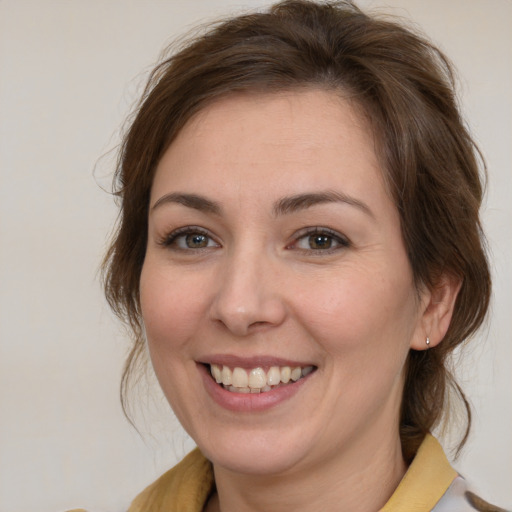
top-left (198, 364), bottom-right (312, 412)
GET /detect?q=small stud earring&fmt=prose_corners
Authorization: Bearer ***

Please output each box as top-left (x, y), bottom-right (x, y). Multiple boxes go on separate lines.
top-left (426, 337), bottom-right (430, 348)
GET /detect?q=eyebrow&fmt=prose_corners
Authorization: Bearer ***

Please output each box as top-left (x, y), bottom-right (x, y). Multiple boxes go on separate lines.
top-left (151, 190), bottom-right (373, 218)
top-left (151, 192), bottom-right (221, 215)
top-left (273, 190), bottom-right (374, 218)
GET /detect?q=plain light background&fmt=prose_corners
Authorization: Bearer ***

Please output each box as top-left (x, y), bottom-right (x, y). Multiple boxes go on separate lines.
top-left (0, 1), bottom-right (510, 511)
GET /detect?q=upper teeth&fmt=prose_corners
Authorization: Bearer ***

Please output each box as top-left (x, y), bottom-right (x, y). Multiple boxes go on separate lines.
top-left (210, 364), bottom-right (314, 392)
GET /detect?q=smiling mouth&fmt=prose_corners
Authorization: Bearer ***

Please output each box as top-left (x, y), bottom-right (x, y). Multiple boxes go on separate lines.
top-left (209, 364), bottom-right (316, 393)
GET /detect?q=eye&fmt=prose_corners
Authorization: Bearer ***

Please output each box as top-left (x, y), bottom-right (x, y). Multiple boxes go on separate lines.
top-left (292, 228), bottom-right (349, 252)
top-left (180, 233), bottom-right (212, 249)
top-left (302, 234), bottom-right (334, 250)
top-left (161, 227), bottom-right (219, 250)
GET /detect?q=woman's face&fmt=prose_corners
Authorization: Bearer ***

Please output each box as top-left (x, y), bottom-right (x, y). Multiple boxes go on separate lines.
top-left (140, 90), bottom-right (428, 475)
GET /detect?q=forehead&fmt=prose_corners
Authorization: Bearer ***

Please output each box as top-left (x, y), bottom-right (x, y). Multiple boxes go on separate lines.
top-left (151, 89), bottom-right (387, 207)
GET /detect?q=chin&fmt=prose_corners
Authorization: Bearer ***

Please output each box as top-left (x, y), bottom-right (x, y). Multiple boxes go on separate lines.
top-left (197, 427), bottom-right (312, 476)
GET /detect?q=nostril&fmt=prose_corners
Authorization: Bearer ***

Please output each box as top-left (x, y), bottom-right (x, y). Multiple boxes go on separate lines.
top-left (248, 320), bottom-right (268, 329)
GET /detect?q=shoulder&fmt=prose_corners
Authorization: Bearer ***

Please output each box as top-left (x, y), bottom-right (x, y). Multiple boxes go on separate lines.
top-left (128, 448), bottom-right (214, 512)
top-left (382, 435), bottom-right (509, 512)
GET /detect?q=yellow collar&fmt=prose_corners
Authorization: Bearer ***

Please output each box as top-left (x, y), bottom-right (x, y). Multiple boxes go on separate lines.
top-left (129, 448), bottom-right (213, 512)
top-left (381, 434), bottom-right (457, 512)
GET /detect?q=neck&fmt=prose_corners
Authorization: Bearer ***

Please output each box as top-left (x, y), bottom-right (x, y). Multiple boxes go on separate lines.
top-left (207, 427), bottom-right (407, 512)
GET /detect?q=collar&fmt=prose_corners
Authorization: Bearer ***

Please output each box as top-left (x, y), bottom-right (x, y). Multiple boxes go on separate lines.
top-left (381, 434), bottom-right (457, 512)
top-left (129, 448), bottom-right (214, 512)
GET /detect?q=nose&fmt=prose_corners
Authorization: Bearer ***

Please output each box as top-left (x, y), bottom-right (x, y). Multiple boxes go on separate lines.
top-left (209, 248), bottom-right (286, 337)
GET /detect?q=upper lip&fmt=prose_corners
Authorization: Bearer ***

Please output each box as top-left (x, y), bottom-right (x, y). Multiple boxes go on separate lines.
top-left (198, 354), bottom-right (316, 369)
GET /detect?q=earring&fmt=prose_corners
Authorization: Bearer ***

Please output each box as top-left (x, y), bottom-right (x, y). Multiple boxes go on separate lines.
top-left (426, 337), bottom-right (430, 348)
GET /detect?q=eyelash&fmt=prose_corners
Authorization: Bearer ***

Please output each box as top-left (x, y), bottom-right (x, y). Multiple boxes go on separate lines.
top-left (159, 226), bottom-right (219, 251)
top-left (290, 227), bottom-right (350, 254)
top-left (158, 226), bottom-right (350, 254)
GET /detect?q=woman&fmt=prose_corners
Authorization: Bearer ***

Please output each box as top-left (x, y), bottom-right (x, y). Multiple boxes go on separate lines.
top-left (102, 1), bottom-right (504, 510)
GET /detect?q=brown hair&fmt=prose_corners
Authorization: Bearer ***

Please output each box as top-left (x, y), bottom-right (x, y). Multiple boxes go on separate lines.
top-left (103, 0), bottom-right (491, 461)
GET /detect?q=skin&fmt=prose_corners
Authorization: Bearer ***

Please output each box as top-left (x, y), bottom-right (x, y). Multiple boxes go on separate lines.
top-left (140, 90), bottom-right (459, 512)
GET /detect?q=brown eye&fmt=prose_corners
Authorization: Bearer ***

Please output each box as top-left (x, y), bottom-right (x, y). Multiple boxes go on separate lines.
top-left (293, 229), bottom-right (350, 253)
top-left (185, 233), bottom-right (209, 248)
top-left (308, 234), bottom-right (332, 250)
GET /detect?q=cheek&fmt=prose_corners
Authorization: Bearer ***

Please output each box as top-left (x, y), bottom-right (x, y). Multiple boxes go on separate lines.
top-left (291, 267), bottom-right (418, 427)
top-left (291, 265), bottom-right (418, 363)
top-left (139, 260), bottom-right (210, 355)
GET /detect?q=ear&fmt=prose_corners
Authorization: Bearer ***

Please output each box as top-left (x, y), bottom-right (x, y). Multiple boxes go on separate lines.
top-left (410, 274), bottom-right (462, 351)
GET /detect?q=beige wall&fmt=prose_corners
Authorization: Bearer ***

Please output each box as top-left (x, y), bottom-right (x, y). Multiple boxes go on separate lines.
top-left (0, 1), bottom-right (510, 510)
